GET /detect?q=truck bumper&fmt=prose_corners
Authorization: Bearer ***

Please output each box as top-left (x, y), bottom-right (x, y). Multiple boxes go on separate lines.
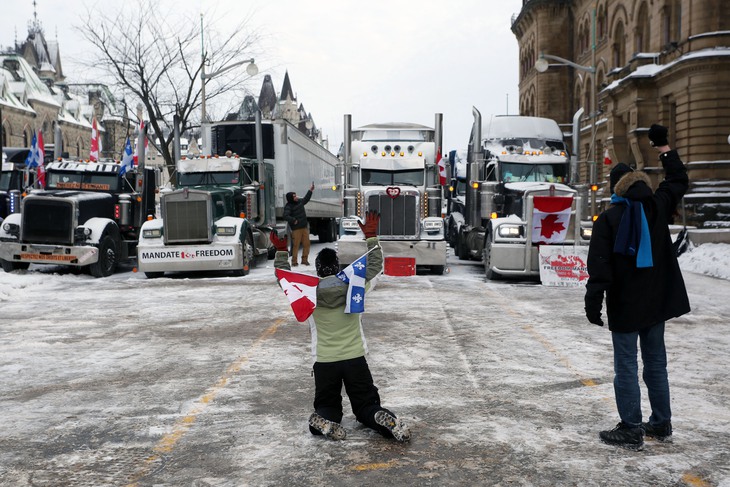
top-left (137, 243), bottom-right (243, 273)
top-left (337, 238), bottom-right (447, 267)
top-left (0, 242), bottom-right (98, 266)
top-left (488, 242), bottom-right (588, 278)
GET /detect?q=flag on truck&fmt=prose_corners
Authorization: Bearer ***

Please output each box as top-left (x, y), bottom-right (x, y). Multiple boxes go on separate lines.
top-left (133, 120), bottom-right (147, 166)
top-left (337, 251), bottom-right (369, 314)
top-left (436, 148), bottom-right (447, 186)
top-left (532, 196), bottom-right (573, 244)
top-left (275, 269), bottom-right (319, 322)
top-left (24, 130), bottom-right (46, 188)
top-left (36, 130), bottom-right (46, 188)
top-left (90, 117), bottom-right (99, 162)
top-left (119, 137), bottom-right (134, 177)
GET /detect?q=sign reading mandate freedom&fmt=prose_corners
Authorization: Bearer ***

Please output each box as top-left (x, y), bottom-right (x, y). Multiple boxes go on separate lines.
top-left (139, 246), bottom-right (236, 262)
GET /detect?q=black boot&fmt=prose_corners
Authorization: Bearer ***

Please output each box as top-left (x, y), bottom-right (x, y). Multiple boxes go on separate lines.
top-left (599, 422), bottom-right (644, 450)
top-left (641, 421), bottom-right (672, 443)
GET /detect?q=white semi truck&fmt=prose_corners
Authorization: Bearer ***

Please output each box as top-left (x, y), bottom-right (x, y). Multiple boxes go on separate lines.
top-left (338, 114), bottom-right (447, 274)
top-left (137, 115), bottom-right (341, 277)
top-left (446, 110), bottom-right (592, 280)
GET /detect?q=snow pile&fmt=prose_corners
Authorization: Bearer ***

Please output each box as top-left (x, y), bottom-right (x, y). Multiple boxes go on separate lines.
top-left (678, 242), bottom-right (730, 280)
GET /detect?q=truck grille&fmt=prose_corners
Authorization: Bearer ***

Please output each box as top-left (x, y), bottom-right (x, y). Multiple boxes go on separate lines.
top-left (22, 199), bottom-right (74, 245)
top-left (164, 198), bottom-right (211, 244)
top-left (368, 194), bottom-right (418, 237)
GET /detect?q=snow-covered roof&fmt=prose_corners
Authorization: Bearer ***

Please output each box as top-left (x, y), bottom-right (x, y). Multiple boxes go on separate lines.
top-left (0, 54), bottom-right (60, 108)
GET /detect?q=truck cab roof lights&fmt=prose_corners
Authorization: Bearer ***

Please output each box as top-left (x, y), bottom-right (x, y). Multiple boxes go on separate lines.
top-left (418, 151), bottom-right (423, 157)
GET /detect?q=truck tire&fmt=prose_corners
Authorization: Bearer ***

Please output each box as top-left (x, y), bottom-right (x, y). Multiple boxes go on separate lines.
top-left (233, 232), bottom-right (254, 276)
top-left (483, 231), bottom-right (500, 280)
top-left (457, 230), bottom-right (469, 261)
top-left (318, 219), bottom-right (337, 243)
top-left (1, 259), bottom-right (30, 272)
top-left (90, 235), bottom-right (119, 278)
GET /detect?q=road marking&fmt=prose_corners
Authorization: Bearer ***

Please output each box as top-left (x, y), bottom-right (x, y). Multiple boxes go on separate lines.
top-left (126, 318), bottom-right (285, 486)
top-left (352, 460), bottom-right (398, 471)
top-left (681, 473), bottom-right (711, 487)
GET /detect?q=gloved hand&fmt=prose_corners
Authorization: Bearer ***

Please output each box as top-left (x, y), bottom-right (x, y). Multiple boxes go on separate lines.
top-left (269, 231), bottom-right (288, 252)
top-left (585, 306), bottom-right (604, 326)
top-left (358, 210), bottom-right (380, 239)
top-left (648, 124), bottom-right (669, 147)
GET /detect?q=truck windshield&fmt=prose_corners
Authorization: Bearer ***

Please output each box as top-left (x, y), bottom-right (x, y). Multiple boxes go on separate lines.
top-left (498, 138), bottom-right (567, 152)
top-left (362, 169), bottom-right (424, 186)
top-left (501, 163), bottom-right (567, 183)
top-left (46, 172), bottom-right (122, 191)
top-left (0, 172), bottom-right (12, 191)
top-left (178, 171), bottom-right (240, 186)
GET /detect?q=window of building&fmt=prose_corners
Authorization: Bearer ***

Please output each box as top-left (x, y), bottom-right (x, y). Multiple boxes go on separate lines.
top-left (635, 2), bottom-right (650, 53)
top-left (613, 21), bottom-right (626, 67)
top-left (597, 4), bottom-right (607, 39)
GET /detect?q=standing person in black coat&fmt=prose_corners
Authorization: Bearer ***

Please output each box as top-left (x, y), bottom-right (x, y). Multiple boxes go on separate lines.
top-left (283, 182), bottom-right (315, 266)
top-left (585, 124), bottom-right (690, 451)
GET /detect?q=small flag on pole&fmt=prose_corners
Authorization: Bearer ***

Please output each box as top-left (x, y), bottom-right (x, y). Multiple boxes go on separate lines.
top-left (90, 117), bottom-right (99, 162)
top-left (436, 148), bottom-right (447, 186)
top-left (337, 252), bottom-right (368, 314)
top-left (275, 269), bottom-right (319, 322)
top-left (603, 147), bottom-right (612, 166)
top-left (36, 130), bottom-right (46, 188)
top-left (119, 137), bottom-right (134, 176)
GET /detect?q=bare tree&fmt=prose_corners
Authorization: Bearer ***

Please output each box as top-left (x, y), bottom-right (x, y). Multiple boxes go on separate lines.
top-left (77, 0), bottom-right (260, 179)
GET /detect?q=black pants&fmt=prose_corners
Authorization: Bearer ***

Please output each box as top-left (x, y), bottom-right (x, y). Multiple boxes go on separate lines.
top-left (310, 356), bottom-right (394, 438)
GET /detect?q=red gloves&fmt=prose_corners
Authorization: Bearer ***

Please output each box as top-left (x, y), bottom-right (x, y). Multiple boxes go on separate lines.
top-left (358, 211), bottom-right (380, 239)
top-left (270, 231), bottom-right (288, 251)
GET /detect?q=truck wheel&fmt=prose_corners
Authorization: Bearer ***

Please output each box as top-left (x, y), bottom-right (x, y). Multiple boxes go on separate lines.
top-left (1, 259), bottom-right (30, 272)
top-left (457, 231), bottom-right (469, 261)
top-left (234, 232), bottom-right (254, 276)
top-left (431, 265), bottom-right (445, 275)
top-left (90, 235), bottom-right (119, 278)
top-left (145, 272), bottom-right (164, 279)
top-left (447, 220), bottom-right (457, 248)
top-left (483, 231), bottom-right (500, 280)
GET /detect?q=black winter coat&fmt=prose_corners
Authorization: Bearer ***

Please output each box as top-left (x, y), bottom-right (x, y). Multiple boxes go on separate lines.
top-left (585, 150), bottom-right (690, 332)
top-left (283, 190), bottom-right (312, 230)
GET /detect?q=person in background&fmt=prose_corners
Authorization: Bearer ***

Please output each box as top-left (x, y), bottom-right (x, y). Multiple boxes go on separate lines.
top-left (584, 123), bottom-right (690, 451)
top-left (283, 182), bottom-right (315, 266)
top-left (271, 211), bottom-right (411, 442)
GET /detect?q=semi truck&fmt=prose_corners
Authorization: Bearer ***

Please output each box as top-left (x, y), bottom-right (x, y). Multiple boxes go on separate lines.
top-left (0, 159), bottom-right (157, 276)
top-left (447, 109), bottom-right (592, 280)
top-left (136, 114), bottom-right (341, 278)
top-left (338, 114), bottom-right (447, 274)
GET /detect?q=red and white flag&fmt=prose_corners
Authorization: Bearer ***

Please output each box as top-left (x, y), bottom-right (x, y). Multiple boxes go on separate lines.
top-left (532, 196), bottom-right (573, 244)
top-left (133, 120), bottom-right (147, 166)
top-left (36, 130), bottom-right (46, 188)
top-left (90, 117), bottom-right (99, 162)
top-left (275, 268), bottom-right (319, 322)
top-left (436, 148), bottom-right (447, 186)
top-left (603, 147), bottom-right (612, 165)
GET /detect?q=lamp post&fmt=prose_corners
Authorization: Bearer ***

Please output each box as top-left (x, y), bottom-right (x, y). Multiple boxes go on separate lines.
top-left (199, 15), bottom-right (258, 155)
top-left (535, 51), bottom-right (598, 218)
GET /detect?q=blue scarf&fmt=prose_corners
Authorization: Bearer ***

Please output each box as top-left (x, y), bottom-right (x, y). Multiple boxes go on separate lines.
top-left (610, 194), bottom-right (653, 268)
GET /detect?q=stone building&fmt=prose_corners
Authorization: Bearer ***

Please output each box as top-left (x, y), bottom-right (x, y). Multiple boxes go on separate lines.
top-left (1, 17), bottom-right (128, 161)
top-left (512, 0), bottom-right (730, 226)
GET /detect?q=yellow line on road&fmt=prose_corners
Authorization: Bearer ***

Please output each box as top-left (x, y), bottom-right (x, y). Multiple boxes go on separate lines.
top-left (126, 318), bottom-right (285, 486)
top-left (352, 460), bottom-right (398, 471)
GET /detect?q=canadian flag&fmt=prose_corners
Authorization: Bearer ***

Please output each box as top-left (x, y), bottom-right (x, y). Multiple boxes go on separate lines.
top-left (436, 148), bottom-right (447, 186)
top-left (532, 196), bottom-right (573, 244)
top-left (133, 120), bottom-right (147, 166)
top-left (90, 117), bottom-right (99, 162)
top-left (275, 269), bottom-right (319, 322)
top-left (603, 147), bottom-right (612, 165)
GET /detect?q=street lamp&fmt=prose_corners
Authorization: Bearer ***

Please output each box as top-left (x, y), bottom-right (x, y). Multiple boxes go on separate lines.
top-left (535, 50), bottom-right (598, 218)
top-left (200, 57), bottom-right (258, 156)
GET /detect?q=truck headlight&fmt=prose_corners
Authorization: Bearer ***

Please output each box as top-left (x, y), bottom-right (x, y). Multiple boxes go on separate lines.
top-left (74, 227), bottom-right (92, 241)
top-left (143, 228), bottom-right (163, 238)
top-left (216, 226), bottom-right (236, 236)
top-left (423, 218), bottom-right (443, 231)
top-left (580, 227), bottom-right (593, 239)
top-left (498, 224), bottom-right (523, 238)
top-left (341, 218), bottom-right (361, 231)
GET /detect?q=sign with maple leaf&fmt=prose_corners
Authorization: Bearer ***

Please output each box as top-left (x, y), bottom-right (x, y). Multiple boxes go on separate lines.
top-left (532, 196), bottom-right (573, 244)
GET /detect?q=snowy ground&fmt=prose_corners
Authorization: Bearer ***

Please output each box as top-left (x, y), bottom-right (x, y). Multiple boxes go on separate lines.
top-left (0, 241), bottom-right (728, 486)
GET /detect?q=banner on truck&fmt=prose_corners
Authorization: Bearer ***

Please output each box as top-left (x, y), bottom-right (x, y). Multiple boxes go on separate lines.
top-left (538, 245), bottom-right (589, 287)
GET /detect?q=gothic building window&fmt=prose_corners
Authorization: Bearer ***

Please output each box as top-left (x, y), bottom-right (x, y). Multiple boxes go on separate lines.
top-left (662, 0), bottom-right (682, 47)
top-left (635, 2), bottom-right (650, 53)
top-left (597, 4), bottom-right (607, 40)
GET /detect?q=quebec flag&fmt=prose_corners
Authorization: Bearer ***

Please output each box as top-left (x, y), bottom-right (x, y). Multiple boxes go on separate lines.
top-left (119, 137), bottom-right (134, 177)
top-left (337, 252), bottom-right (368, 314)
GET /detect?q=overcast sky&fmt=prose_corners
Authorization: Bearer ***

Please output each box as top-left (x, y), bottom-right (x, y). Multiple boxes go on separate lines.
top-left (2, 0), bottom-right (524, 154)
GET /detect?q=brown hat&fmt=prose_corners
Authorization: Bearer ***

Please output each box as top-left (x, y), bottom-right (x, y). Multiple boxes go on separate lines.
top-left (609, 163), bottom-right (633, 194)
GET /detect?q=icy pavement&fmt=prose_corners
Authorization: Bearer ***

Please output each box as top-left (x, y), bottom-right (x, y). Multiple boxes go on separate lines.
top-left (0, 242), bottom-right (729, 486)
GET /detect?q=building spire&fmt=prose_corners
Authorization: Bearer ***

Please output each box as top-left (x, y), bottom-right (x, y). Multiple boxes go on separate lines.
top-left (28, 0), bottom-right (43, 36)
